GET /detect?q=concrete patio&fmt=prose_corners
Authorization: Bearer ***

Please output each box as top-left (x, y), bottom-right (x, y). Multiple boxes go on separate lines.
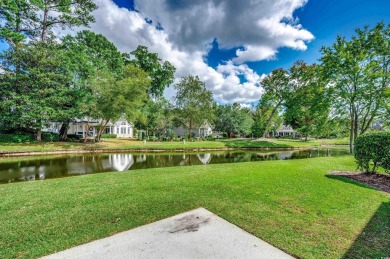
top-left (43, 208), bottom-right (293, 259)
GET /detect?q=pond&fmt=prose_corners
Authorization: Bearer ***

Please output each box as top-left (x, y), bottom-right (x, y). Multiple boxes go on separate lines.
top-left (0, 147), bottom-right (349, 184)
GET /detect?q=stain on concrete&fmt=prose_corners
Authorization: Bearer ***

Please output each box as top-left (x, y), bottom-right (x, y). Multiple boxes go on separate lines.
top-left (169, 214), bottom-right (211, 233)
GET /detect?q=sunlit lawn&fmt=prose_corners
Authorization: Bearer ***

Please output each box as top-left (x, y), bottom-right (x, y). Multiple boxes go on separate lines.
top-left (0, 156), bottom-right (388, 258)
top-left (0, 137), bottom-right (349, 153)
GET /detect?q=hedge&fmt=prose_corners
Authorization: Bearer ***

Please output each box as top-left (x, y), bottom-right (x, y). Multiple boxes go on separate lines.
top-left (65, 134), bottom-right (82, 142)
top-left (101, 134), bottom-right (117, 139)
top-left (354, 132), bottom-right (390, 173)
top-left (41, 132), bottom-right (60, 142)
top-left (0, 133), bottom-right (35, 143)
top-left (0, 132), bottom-right (60, 143)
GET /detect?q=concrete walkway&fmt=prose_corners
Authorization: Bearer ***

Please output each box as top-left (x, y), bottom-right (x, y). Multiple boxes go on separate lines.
top-left (43, 208), bottom-right (293, 259)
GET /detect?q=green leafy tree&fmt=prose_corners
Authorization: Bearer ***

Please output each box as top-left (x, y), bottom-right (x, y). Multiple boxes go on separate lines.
top-left (259, 68), bottom-right (290, 137)
top-left (214, 103), bottom-right (254, 137)
top-left (56, 31), bottom-right (125, 140)
top-left (240, 107), bottom-right (255, 136)
top-left (0, 0), bottom-right (97, 44)
top-left (0, 0), bottom-right (97, 141)
top-left (136, 98), bottom-right (174, 139)
top-left (34, 0), bottom-right (97, 42)
top-left (62, 31), bottom-right (124, 77)
top-left (321, 23), bottom-right (390, 152)
top-left (157, 99), bottom-right (175, 136)
top-left (0, 41), bottom-right (75, 140)
top-left (284, 62), bottom-right (331, 141)
top-left (0, 0), bottom-right (39, 47)
top-left (251, 102), bottom-right (283, 138)
top-left (174, 75), bottom-right (215, 140)
top-left (128, 45), bottom-right (175, 98)
top-left (87, 65), bottom-right (150, 142)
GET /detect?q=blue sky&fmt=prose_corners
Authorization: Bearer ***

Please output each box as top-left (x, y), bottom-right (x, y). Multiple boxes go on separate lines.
top-left (1, 0), bottom-right (389, 103)
top-left (207, 0), bottom-right (390, 74)
top-left (110, 0), bottom-right (390, 75)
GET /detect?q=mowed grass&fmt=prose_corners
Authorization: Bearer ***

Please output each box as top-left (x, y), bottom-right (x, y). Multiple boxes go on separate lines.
top-left (0, 137), bottom-right (349, 153)
top-left (1, 156), bottom-right (388, 258)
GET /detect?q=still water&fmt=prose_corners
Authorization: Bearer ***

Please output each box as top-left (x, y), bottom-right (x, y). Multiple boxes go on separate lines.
top-left (0, 148), bottom-right (348, 183)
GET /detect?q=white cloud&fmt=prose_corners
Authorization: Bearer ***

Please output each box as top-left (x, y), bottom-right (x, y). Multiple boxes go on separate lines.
top-left (135, 0), bottom-right (314, 63)
top-left (79, 0), bottom-right (313, 103)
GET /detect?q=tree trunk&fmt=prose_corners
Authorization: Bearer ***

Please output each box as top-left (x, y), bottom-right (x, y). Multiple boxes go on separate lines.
top-left (262, 101), bottom-right (281, 138)
top-left (41, 2), bottom-right (48, 42)
top-left (59, 121), bottom-right (70, 141)
top-left (349, 110), bottom-right (355, 154)
top-left (353, 109), bottom-right (358, 141)
top-left (188, 120), bottom-right (192, 140)
top-left (36, 128), bottom-right (42, 142)
top-left (97, 120), bottom-right (109, 142)
top-left (83, 122), bottom-right (89, 143)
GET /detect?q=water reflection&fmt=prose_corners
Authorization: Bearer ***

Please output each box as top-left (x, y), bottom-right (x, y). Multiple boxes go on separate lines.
top-left (0, 148), bottom-right (348, 183)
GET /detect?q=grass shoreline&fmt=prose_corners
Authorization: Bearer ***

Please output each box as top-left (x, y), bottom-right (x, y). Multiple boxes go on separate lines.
top-left (1, 156), bottom-right (388, 258)
top-left (0, 138), bottom-right (349, 157)
top-left (0, 146), bottom-right (322, 157)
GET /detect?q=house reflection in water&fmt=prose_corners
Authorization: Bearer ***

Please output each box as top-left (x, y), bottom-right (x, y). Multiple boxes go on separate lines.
top-left (65, 154), bottom-right (135, 175)
top-left (0, 148), bottom-right (349, 183)
top-left (197, 153), bottom-right (212, 164)
top-left (109, 154), bottom-right (134, 171)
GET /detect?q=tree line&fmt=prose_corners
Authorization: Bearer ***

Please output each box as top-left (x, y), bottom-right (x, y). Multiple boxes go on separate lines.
top-left (0, 0), bottom-right (253, 142)
top-left (257, 23), bottom-right (389, 152)
top-left (0, 1), bottom-right (388, 152)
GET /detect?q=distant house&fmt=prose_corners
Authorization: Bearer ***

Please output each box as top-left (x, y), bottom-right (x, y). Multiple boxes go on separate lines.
top-left (271, 124), bottom-right (299, 138)
top-left (173, 121), bottom-right (213, 138)
top-left (67, 119), bottom-right (99, 137)
top-left (103, 117), bottom-right (134, 138)
top-left (44, 117), bottom-right (134, 138)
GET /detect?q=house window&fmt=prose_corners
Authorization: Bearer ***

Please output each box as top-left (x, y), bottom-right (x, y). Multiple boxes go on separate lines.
top-left (116, 127), bottom-right (119, 134)
top-left (121, 127), bottom-right (126, 134)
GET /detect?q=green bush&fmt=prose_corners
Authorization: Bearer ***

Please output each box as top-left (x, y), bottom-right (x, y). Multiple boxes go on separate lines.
top-left (65, 134), bottom-right (82, 142)
top-left (0, 132), bottom-right (59, 142)
top-left (0, 133), bottom-right (34, 143)
top-left (354, 132), bottom-right (390, 173)
top-left (41, 132), bottom-right (59, 142)
top-left (101, 134), bottom-right (117, 139)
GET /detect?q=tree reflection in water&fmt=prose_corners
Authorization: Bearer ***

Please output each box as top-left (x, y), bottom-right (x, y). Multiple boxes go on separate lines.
top-left (0, 148), bottom-right (348, 183)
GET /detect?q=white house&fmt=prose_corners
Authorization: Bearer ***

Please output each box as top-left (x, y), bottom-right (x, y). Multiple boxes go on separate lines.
top-left (44, 117), bottom-right (134, 138)
top-left (103, 117), bottom-right (134, 138)
top-left (67, 119), bottom-right (99, 137)
top-left (173, 121), bottom-right (213, 138)
top-left (271, 124), bottom-right (299, 137)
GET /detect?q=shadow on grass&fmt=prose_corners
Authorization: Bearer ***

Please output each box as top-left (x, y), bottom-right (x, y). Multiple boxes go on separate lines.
top-left (0, 141), bottom-right (94, 151)
top-left (325, 175), bottom-right (378, 192)
top-left (342, 201), bottom-right (390, 258)
top-left (220, 139), bottom-right (291, 148)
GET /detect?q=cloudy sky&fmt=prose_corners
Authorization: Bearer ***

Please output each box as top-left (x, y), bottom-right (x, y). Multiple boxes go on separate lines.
top-left (1, 0), bottom-right (389, 104)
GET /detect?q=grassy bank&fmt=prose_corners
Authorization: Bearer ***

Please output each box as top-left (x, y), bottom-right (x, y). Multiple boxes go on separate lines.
top-left (0, 156), bottom-right (388, 258)
top-left (0, 138), bottom-right (349, 154)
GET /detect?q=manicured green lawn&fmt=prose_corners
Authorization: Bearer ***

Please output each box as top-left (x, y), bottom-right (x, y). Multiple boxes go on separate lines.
top-left (0, 156), bottom-right (388, 258)
top-left (0, 138), bottom-right (349, 153)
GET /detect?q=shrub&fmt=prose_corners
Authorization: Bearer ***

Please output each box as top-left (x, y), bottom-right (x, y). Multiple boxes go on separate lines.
top-left (0, 133), bottom-right (34, 143)
top-left (41, 132), bottom-right (60, 142)
top-left (354, 132), bottom-right (390, 173)
top-left (0, 132), bottom-right (60, 142)
top-left (65, 134), bottom-right (82, 142)
top-left (101, 134), bottom-right (117, 139)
